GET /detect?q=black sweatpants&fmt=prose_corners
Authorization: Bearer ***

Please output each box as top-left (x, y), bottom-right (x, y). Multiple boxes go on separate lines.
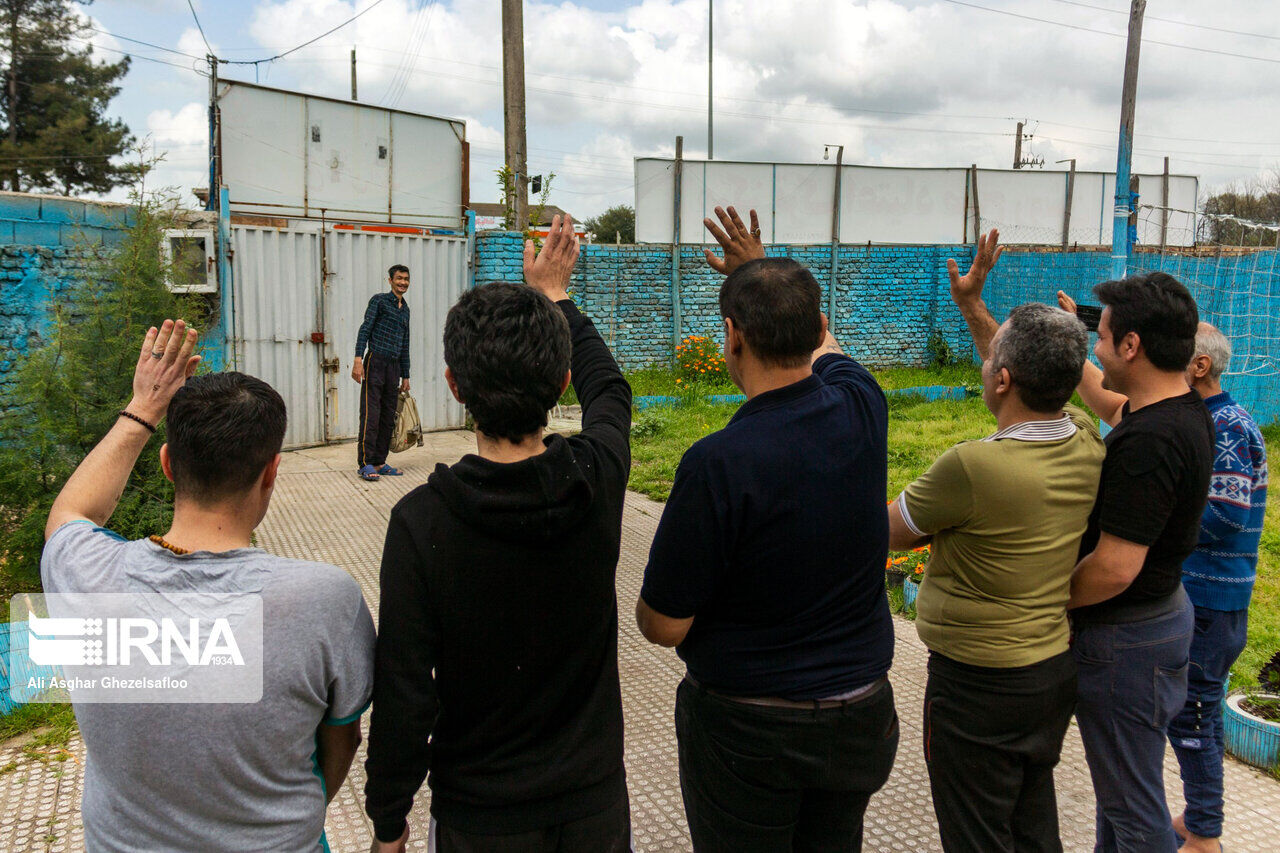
top-left (923, 649), bottom-right (1077, 853)
top-left (358, 353), bottom-right (400, 469)
top-left (675, 676), bottom-right (898, 853)
top-left (428, 790), bottom-right (631, 853)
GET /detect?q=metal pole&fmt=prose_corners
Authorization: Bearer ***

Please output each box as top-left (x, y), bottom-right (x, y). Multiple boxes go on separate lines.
top-left (208, 54), bottom-right (218, 211)
top-left (350, 47), bottom-right (357, 100)
top-left (1013, 121), bottom-right (1023, 169)
top-left (1110, 0), bottom-right (1146, 279)
top-left (708, 0), bottom-right (713, 160)
top-left (1060, 158), bottom-right (1076, 250)
top-left (501, 0), bottom-right (529, 230)
top-left (829, 145), bottom-right (843, 324)
top-left (970, 164), bottom-right (981, 243)
top-left (1160, 155), bottom-right (1170, 251)
top-left (672, 136), bottom-right (684, 352)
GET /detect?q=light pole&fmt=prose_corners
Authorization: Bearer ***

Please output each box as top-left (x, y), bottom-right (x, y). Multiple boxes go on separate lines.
top-left (707, 0), bottom-right (713, 160)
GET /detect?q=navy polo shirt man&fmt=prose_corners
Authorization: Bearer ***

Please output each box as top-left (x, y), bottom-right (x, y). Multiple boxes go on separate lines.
top-left (636, 206), bottom-right (897, 853)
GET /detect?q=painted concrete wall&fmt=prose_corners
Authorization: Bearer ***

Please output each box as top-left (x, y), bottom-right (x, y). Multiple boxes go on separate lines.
top-left (476, 232), bottom-right (1280, 424)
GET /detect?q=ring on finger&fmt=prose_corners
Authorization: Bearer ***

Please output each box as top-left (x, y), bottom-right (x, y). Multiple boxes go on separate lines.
top-left (751, 228), bottom-right (761, 237)
top-left (151, 350), bottom-right (165, 358)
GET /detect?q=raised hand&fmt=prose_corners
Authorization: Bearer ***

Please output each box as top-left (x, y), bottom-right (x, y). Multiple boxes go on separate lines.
top-left (129, 319), bottom-right (200, 424)
top-left (703, 206), bottom-right (765, 276)
top-left (1057, 290), bottom-right (1078, 314)
top-left (523, 214), bottom-right (580, 302)
top-left (947, 228), bottom-right (1003, 306)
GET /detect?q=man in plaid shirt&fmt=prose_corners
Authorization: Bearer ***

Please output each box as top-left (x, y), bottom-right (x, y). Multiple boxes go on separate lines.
top-left (352, 264), bottom-right (411, 481)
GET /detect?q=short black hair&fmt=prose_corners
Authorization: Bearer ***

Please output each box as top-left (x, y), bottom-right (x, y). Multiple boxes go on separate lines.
top-left (719, 258), bottom-right (824, 368)
top-left (443, 282), bottom-right (570, 441)
top-left (166, 372), bottom-right (287, 504)
top-left (388, 264), bottom-right (410, 279)
top-left (1094, 271), bottom-right (1198, 371)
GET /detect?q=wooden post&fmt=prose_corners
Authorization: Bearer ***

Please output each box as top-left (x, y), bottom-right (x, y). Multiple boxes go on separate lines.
top-left (1061, 159), bottom-right (1076, 251)
top-left (671, 136), bottom-right (684, 352)
top-left (970, 164), bottom-right (981, 243)
top-left (829, 145), bottom-right (843, 324)
top-left (1013, 121), bottom-right (1023, 169)
top-left (1160, 155), bottom-right (1170, 252)
top-left (1110, 0), bottom-right (1147, 279)
top-left (350, 47), bottom-right (357, 101)
top-left (501, 0), bottom-right (529, 230)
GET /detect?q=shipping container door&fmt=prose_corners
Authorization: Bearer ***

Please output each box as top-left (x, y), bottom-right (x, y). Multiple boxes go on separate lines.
top-left (230, 226), bottom-right (326, 449)
top-left (325, 229), bottom-right (467, 440)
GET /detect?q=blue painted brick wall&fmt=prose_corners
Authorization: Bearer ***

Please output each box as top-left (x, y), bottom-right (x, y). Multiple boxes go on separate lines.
top-left (475, 232), bottom-right (1280, 423)
top-left (0, 194), bottom-right (145, 397)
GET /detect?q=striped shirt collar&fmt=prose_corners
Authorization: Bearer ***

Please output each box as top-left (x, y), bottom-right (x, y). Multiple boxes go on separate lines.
top-left (983, 413), bottom-right (1077, 443)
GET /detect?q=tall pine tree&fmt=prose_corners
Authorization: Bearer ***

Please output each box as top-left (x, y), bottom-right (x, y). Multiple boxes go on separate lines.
top-left (0, 0), bottom-right (136, 195)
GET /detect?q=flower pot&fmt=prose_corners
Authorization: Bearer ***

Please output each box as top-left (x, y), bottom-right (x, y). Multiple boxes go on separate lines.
top-left (902, 578), bottom-right (920, 609)
top-left (1223, 692), bottom-right (1280, 771)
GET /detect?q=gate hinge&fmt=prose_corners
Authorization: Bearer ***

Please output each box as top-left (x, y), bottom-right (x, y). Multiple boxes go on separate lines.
top-left (321, 357), bottom-right (340, 373)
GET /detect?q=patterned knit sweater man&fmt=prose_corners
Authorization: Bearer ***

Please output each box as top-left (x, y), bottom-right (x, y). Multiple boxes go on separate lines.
top-left (1169, 385), bottom-right (1268, 847)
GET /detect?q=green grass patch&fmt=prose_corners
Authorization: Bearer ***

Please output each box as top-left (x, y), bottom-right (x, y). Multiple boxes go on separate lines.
top-left (0, 702), bottom-right (76, 762)
top-left (1236, 425), bottom-right (1280, 686)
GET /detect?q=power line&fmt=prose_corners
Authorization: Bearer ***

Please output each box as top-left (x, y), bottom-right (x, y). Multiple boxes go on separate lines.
top-left (84, 26), bottom-right (204, 61)
top-left (1042, 0), bottom-right (1280, 43)
top-left (224, 0), bottom-right (393, 65)
top-left (67, 36), bottom-right (207, 74)
top-left (186, 0), bottom-right (213, 55)
top-left (938, 0), bottom-right (1280, 65)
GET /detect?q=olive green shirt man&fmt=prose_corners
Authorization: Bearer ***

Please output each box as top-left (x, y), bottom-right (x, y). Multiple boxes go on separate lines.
top-left (898, 404), bottom-right (1104, 668)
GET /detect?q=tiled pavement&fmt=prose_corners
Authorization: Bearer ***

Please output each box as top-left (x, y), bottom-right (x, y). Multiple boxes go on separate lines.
top-left (2, 427), bottom-right (1279, 851)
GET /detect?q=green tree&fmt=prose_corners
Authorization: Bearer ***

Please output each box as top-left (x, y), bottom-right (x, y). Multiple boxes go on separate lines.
top-left (0, 0), bottom-right (137, 194)
top-left (585, 205), bottom-right (634, 244)
top-left (0, 179), bottom-right (206, 591)
top-left (1201, 174), bottom-right (1280, 247)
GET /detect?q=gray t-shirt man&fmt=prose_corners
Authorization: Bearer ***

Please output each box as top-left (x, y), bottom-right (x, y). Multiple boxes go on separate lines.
top-left (41, 520), bottom-right (376, 853)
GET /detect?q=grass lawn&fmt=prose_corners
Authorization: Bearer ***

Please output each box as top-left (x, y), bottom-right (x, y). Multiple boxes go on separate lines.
top-left (625, 365), bottom-right (1280, 688)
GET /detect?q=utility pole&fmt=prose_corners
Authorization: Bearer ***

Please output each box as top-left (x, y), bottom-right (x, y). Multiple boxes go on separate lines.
top-left (707, 0), bottom-right (713, 160)
top-left (501, 0), bottom-right (529, 230)
top-left (1110, 0), bottom-right (1146, 279)
top-left (8, 4), bottom-right (18, 191)
top-left (1057, 158), bottom-right (1077, 250)
top-left (207, 53), bottom-right (218, 212)
top-left (1013, 121), bottom-right (1023, 170)
top-left (350, 47), bottom-right (357, 101)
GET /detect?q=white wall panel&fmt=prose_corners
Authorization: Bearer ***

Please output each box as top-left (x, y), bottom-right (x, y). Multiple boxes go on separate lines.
top-left (844, 167), bottom-right (967, 244)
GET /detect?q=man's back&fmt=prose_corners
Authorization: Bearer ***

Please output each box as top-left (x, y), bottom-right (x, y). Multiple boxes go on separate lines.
top-left (642, 353), bottom-right (894, 699)
top-left (365, 297), bottom-right (633, 839)
top-left (41, 522), bottom-right (374, 853)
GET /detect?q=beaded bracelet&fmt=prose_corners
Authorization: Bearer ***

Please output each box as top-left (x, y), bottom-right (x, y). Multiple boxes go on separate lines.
top-left (118, 410), bottom-right (157, 433)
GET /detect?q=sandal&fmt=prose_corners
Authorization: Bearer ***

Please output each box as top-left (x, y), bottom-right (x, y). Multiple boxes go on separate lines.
top-left (358, 464), bottom-right (381, 481)
top-left (377, 464), bottom-right (404, 476)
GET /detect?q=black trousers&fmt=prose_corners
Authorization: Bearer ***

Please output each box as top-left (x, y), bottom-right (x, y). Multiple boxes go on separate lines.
top-left (429, 791), bottom-right (631, 853)
top-left (923, 649), bottom-right (1077, 853)
top-left (675, 676), bottom-right (898, 853)
top-left (358, 353), bottom-right (400, 468)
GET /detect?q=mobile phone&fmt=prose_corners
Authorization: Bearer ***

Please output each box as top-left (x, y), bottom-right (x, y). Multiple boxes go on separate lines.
top-left (1074, 304), bottom-right (1102, 333)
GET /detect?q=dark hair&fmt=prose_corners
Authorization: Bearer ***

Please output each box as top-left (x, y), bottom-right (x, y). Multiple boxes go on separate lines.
top-left (166, 372), bottom-right (287, 504)
top-left (388, 264), bottom-right (410, 280)
top-left (443, 282), bottom-right (571, 441)
top-left (1094, 272), bottom-right (1198, 371)
top-left (992, 303), bottom-right (1088, 413)
top-left (718, 258), bottom-right (824, 367)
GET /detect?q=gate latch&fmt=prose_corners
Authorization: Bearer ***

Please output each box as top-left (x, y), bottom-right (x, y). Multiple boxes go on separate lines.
top-left (321, 357), bottom-right (340, 373)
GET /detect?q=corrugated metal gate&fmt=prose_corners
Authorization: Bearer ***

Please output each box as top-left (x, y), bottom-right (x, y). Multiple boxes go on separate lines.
top-left (231, 225), bottom-right (468, 449)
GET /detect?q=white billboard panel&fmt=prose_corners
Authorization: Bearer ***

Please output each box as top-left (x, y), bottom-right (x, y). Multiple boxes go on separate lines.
top-left (218, 80), bottom-right (466, 228)
top-left (843, 167), bottom-right (967, 244)
top-left (635, 157), bottom-right (1199, 247)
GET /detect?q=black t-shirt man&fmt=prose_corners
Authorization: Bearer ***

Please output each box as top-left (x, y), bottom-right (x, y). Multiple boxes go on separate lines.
top-left (1073, 389), bottom-right (1214, 621)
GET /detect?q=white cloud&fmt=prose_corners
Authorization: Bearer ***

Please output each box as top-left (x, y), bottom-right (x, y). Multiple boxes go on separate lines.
top-left (95, 0), bottom-right (1280, 216)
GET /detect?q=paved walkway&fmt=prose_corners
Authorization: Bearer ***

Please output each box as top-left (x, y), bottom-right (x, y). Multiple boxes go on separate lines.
top-left (2, 427), bottom-right (1279, 851)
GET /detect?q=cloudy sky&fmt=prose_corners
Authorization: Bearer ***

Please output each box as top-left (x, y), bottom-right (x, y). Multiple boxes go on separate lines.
top-left (87, 0), bottom-right (1280, 219)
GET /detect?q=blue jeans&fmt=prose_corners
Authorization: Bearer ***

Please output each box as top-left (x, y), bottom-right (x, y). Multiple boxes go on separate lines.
top-left (1167, 606), bottom-right (1248, 839)
top-left (1073, 592), bottom-right (1194, 853)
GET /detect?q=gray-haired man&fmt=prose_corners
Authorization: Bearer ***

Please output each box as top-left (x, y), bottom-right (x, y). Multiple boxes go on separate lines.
top-left (889, 232), bottom-right (1105, 852)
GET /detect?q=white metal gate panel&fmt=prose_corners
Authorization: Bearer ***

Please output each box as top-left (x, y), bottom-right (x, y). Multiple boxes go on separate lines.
top-left (231, 226), bottom-right (326, 449)
top-left (325, 230), bottom-right (467, 440)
